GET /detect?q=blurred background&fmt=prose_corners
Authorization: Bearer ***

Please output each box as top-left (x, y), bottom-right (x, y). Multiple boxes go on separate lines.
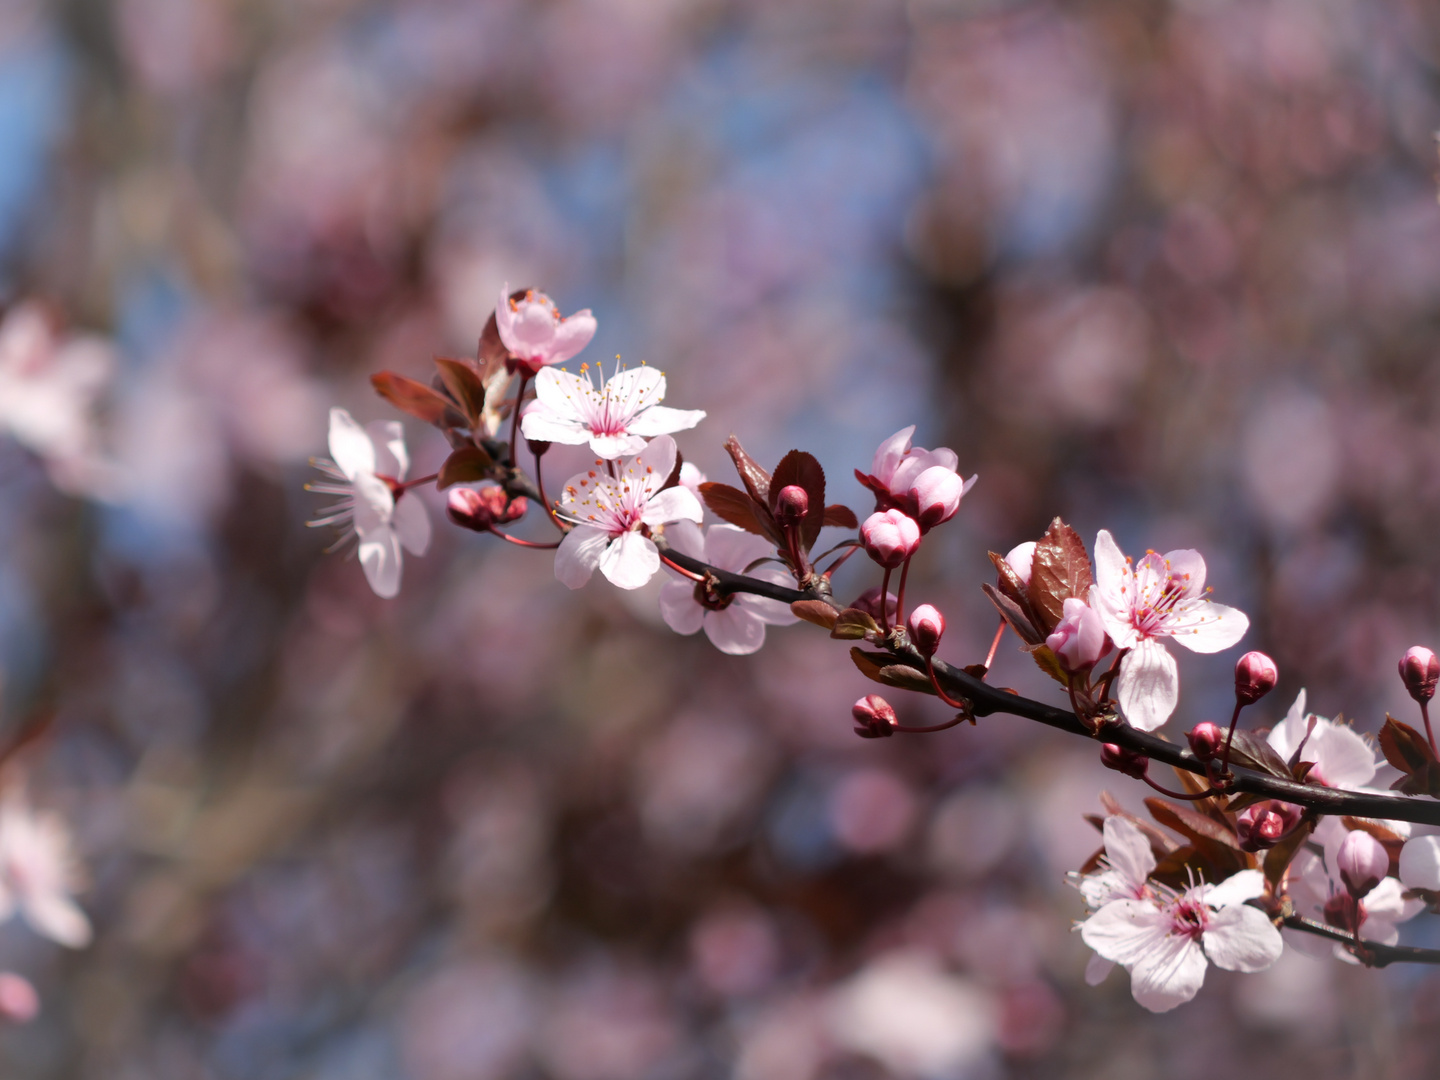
top-left (2, 0), bottom-right (1440, 1075)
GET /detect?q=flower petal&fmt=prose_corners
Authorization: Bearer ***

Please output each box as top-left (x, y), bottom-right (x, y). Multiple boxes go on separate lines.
top-left (366, 419), bottom-right (408, 480)
top-left (642, 486), bottom-right (704, 527)
top-left (589, 432), bottom-right (649, 459)
top-left (358, 528), bottom-right (403, 598)
top-left (328, 407), bottom-right (375, 480)
top-left (1103, 815), bottom-right (1157, 887)
top-left (1265, 689), bottom-right (1309, 761)
top-left (870, 426), bottom-right (914, 484)
top-left (658, 580), bottom-right (705, 635)
top-left (22, 891), bottom-right (91, 948)
top-left (546, 309), bottom-right (597, 365)
top-left (1128, 933), bottom-right (1209, 1013)
top-left (1163, 600), bottom-right (1249, 654)
top-left (1084, 954), bottom-right (1115, 986)
top-left (662, 519), bottom-right (705, 560)
top-left (520, 404), bottom-right (589, 446)
top-left (1400, 835), bottom-right (1440, 892)
top-left (703, 523), bottom-right (774, 574)
top-left (1203, 869), bottom-right (1265, 907)
top-left (532, 366), bottom-right (590, 414)
top-left (634, 433), bottom-right (679, 485)
top-left (1090, 530), bottom-right (1138, 649)
top-left (599, 530), bottom-right (660, 590)
top-left (737, 591), bottom-right (801, 627)
top-left (1202, 904), bottom-right (1283, 973)
top-left (555, 525), bottom-right (610, 589)
top-left (1079, 899), bottom-right (1171, 966)
top-left (392, 492), bottom-right (432, 556)
top-left (626, 404), bottom-right (706, 438)
top-left (1117, 637), bottom-right (1179, 732)
top-left (703, 605), bottom-right (769, 655)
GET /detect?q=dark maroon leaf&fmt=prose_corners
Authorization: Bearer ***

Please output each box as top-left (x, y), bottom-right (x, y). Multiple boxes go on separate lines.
top-left (1144, 797), bottom-right (1242, 850)
top-left (1380, 715), bottom-right (1436, 775)
top-left (987, 550), bottom-right (1030, 608)
top-left (1225, 730), bottom-right (1292, 779)
top-left (792, 600), bottom-right (839, 629)
top-left (724, 435), bottom-right (772, 505)
top-left (437, 445), bottom-right (496, 489)
top-left (372, 371), bottom-right (453, 426)
top-left (435, 357), bottom-right (486, 427)
top-left (823, 504), bottom-right (858, 529)
top-left (981, 583), bottom-right (1045, 646)
top-left (1027, 518), bottom-right (1094, 634)
top-left (700, 483), bottom-right (775, 540)
top-left (771, 450), bottom-right (826, 550)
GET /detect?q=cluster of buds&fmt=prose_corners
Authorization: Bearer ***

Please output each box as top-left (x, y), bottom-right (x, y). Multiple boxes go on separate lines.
top-left (446, 486), bottom-right (528, 532)
top-left (852, 695), bottom-right (898, 739)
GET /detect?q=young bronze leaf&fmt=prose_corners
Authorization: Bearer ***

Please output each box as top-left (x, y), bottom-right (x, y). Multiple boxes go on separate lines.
top-left (823, 504), bottom-right (858, 529)
top-left (987, 550), bottom-right (1030, 608)
top-left (1225, 731), bottom-right (1292, 779)
top-left (1028, 644), bottom-right (1069, 687)
top-left (981, 583), bottom-right (1045, 646)
top-left (437, 446), bottom-right (495, 489)
top-left (372, 371), bottom-right (454, 426)
top-left (792, 600), bottom-right (840, 629)
top-left (1027, 518), bottom-right (1094, 634)
top-left (1144, 797), bottom-right (1243, 851)
top-left (435, 357), bottom-right (486, 426)
top-left (700, 483), bottom-right (775, 540)
top-left (831, 607), bottom-right (881, 640)
top-left (771, 450), bottom-right (827, 549)
top-left (723, 435), bottom-right (772, 505)
top-left (848, 649), bottom-right (934, 695)
top-left (1379, 715), bottom-right (1436, 775)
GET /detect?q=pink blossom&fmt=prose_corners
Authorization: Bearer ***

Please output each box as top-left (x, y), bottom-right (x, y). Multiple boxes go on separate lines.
top-left (1089, 530), bottom-right (1249, 731)
top-left (308, 408), bottom-right (432, 599)
top-left (658, 521), bottom-right (797, 654)
top-left (520, 362), bottom-right (705, 459)
top-left (0, 795), bottom-right (92, 948)
top-left (555, 435), bottom-right (703, 590)
top-left (908, 466), bottom-right (966, 530)
top-left (1399, 835), bottom-right (1440, 892)
top-left (1286, 845), bottom-right (1420, 964)
top-left (1264, 690), bottom-right (1378, 790)
top-left (1399, 645), bottom-right (1440, 703)
top-left (495, 285), bottom-right (597, 375)
top-left (860, 510), bottom-right (921, 569)
top-left (1336, 830), bottom-right (1389, 899)
top-left (1045, 598), bottom-right (1109, 671)
top-left (0, 974), bottom-right (37, 1023)
top-left (1080, 869), bottom-right (1282, 1012)
top-left (1070, 816), bottom-right (1156, 988)
top-left (1234, 651), bottom-right (1278, 705)
top-left (907, 605), bottom-right (944, 656)
top-left (1004, 541), bottom-right (1036, 586)
top-left (856, 426), bottom-right (977, 523)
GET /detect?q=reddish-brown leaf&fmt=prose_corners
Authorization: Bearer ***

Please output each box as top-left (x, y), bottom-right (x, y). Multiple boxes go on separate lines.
top-left (1263, 819), bottom-right (1313, 891)
top-left (831, 607), bottom-right (880, 640)
top-left (823, 504), bottom-right (858, 529)
top-left (771, 450), bottom-right (826, 550)
top-left (791, 600), bottom-right (839, 629)
top-left (981, 583), bottom-right (1045, 646)
top-left (724, 435), bottom-right (772, 505)
top-left (437, 445), bottom-right (495, 489)
top-left (848, 648), bottom-right (934, 694)
top-left (1026, 518), bottom-right (1094, 634)
top-left (1144, 797), bottom-right (1243, 851)
top-left (372, 371), bottom-right (453, 426)
top-left (435, 357), bottom-right (486, 426)
top-left (1380, 715), bottom-right (1436, 775)
top-left (987, 550), bottom-right (1030, 608)
top-left (1225, 730), bottom-right (1292, 779)
top-left (700, 482), bottom-right (774, 540)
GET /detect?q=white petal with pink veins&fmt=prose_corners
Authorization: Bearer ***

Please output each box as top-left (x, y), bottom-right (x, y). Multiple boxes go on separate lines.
top-left (1090, 530), bottom-right (1137, 649)
top-left (1128, 933), bottom-right (1209, 1012)
top-left (328, 407), bottom-right (375, 481)
top-left (359, 529), bottom-right (403, 598)
top-left (1163, 601), bottom-right (1248, 654)
top-left (1202, 905), bottom-right (1283, 973)
top-left (24, 891), bottom-right (91, 949)
top-left (658, 580), bottom-right (705, 635)
top-left (599, 530), bottom-right (659, 590)
top-left (366, 419), bottom-right (408, 479)
top-left (555, 525), bottom-right (610, 589)
top-left (392, 494), bottom-right (431, 556)
top-left (1117, 637), bottom-right (1179, 731)
top-left (703, 523), bottom-right (772, 573)
top-left (703, 605), bottom-right (768, 655)
top-left (642, 486), bottom-right (703, 527)
top-left (662, 519), bottom-right (705, 560)
top-left (626, 404), bottom-right (706, 437)
top-left (1104, 816), bottom-right (1157, 887)
top-left (1079, 899), bottom-right (1171, 967)
top-left (870, 426), bottom-right (914, 484)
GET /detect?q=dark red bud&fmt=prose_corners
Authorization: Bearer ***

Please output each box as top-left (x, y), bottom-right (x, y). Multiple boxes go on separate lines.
top-left (446, 486), bottom-right (521, 531)
top-left (1399, 646), bottom-right (1440, 704)
top-left (1234, 651), bottom-right (1278, 706)
top-left (852, 694), bottom-right (898, 739)
top-left (775, 485), bottom-right (809, 528)
top-left (907, 604), bottom-right (945, 657)
top-left (1100, 743), bottom-right (1148, 779)
top-left (1322, 892), bottom-right (1362, 935)
top-left (1235, 800), bottom-right (1302, 852)
top-left (526, 438), bottom-right (552, 459)
top-left (1187, 722), bottom-right (1225, 762)
top-left (499, 495), bottom-right (528, 523)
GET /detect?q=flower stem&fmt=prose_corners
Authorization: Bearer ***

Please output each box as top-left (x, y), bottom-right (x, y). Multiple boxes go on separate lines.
top-left (508, 373), bottom-right (530, 467)
top-left (490, 529), bottom-right (560, 549)
top-left (659, 553), bottom-right (705, 582)
top-left (1422, 701), bottom-right (1438, 759)
top-left (1219, 699), bottom-right (1245, 777)
top-left (894, 556), bottom-right (912, 629)
top-left (820, 542), bottom-right (862, 579)
top-left (878, 566), bottom-right (892, 632)
top-left (400, 472), bottom-right (439, 491)
top-left (895, 716), bottom-right (969, 735)
top-left (1142, 774), bottom-right (1226, 801)
top-left (534, 454), bottom-right (564, 534)
top-left (982, 618), bottom-right (1005, 673)
top-left (926, 658), bottom-right (972, 712)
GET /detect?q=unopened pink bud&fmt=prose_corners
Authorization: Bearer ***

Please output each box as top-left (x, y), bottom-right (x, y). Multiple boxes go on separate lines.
top-left (1003, 541), bottom-right (1036, 587)
top-left (446, 486), bottom-right (519, 531)
top-left (1337, 830), bottom-right (1390, 899)
top-left (860, 510), bottom-right (921, 569)
top-left (1045, 598), bottom-right (1109, 671)
top-left (852, 695), bottom-right (898, 739)
top-left (1100, 743), bottom-right (1148, 779)
top-left (498, 494), bottom-right (528, 523)
top-left (1399, 646), bottom-right (1440, 704)
top-left (1187, 722), bottom-right (1225, 762)
top-left (852, 587), bottom-right (898, 623)
top-left (907, 466), bottom-right (964, 531)
top-left (1235, 801), bottom-right (1301, 852)
top-left (1234, 651), bottom-right (1278, 706)
top-left (0, 974), bottom-right (38, 1024)
top-left (908, 604), bottom-right (945, 657)
top-left (775, 485), bottom-right (809, 528)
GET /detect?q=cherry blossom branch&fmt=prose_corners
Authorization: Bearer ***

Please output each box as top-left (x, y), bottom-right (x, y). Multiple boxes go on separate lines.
top-left (656, 545), bottom-right (1440, 828)
top-left (1280, 915), bottom-right (1440, 966)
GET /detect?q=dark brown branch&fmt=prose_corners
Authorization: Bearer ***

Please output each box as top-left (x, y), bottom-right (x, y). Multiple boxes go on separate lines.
top-left (657, 543), bottom-right (1440, 829)
top-left (1281, 915), bottom-right (1440, 967)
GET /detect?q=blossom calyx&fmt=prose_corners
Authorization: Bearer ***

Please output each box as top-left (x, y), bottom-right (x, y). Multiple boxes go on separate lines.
top-left (1100, 743), bottom-right (1148, 779)
top-left (1337, 830), bottom-right (1390, 899)
top-left (852, 695), bottom-right (898, 739)
top-left (907, 604), bottom-right (945, 657)
top-left (1186, 722), bottom-right (1225, 762)
top-left (1234, 651), bottom-right (1278, 706)
top-left (774, 485), bottom-right (809, 528)
top-left (447, 486), bottom-right (526, 531)
top-left (860, 510), bottom-right (921, 569)
top-left (1399, 646), bottom-right (1440, 704)
top-left (1234, 801), bottom-right (1301, 852)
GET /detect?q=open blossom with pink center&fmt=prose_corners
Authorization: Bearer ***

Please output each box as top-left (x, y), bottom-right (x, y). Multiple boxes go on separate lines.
top-left (658, 521), bottom-right (798, 654)
top-left (495, 285), bottom-right (597, 375)
top-left (307, 408), bottom-right (432, 599)
top-left (1080, 868), bottom-right (1282, 1012)
top-left (1264, 690), bottom-right (1377, 790)
top-left (555, 434), bottom-right (703, 590)
top-left (520, 361), bottom-right (705, 459)
top-left (0, 795), bottom-right (91, 949)
top-left (1285, 845), bottom-right (1421, 964)
top-left (855, 426), bottom-right (977, 525)
top-left (1089, 530), bottom-right (1249, 731)
top-left (1070, 816), bottom-right (1155, 986)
